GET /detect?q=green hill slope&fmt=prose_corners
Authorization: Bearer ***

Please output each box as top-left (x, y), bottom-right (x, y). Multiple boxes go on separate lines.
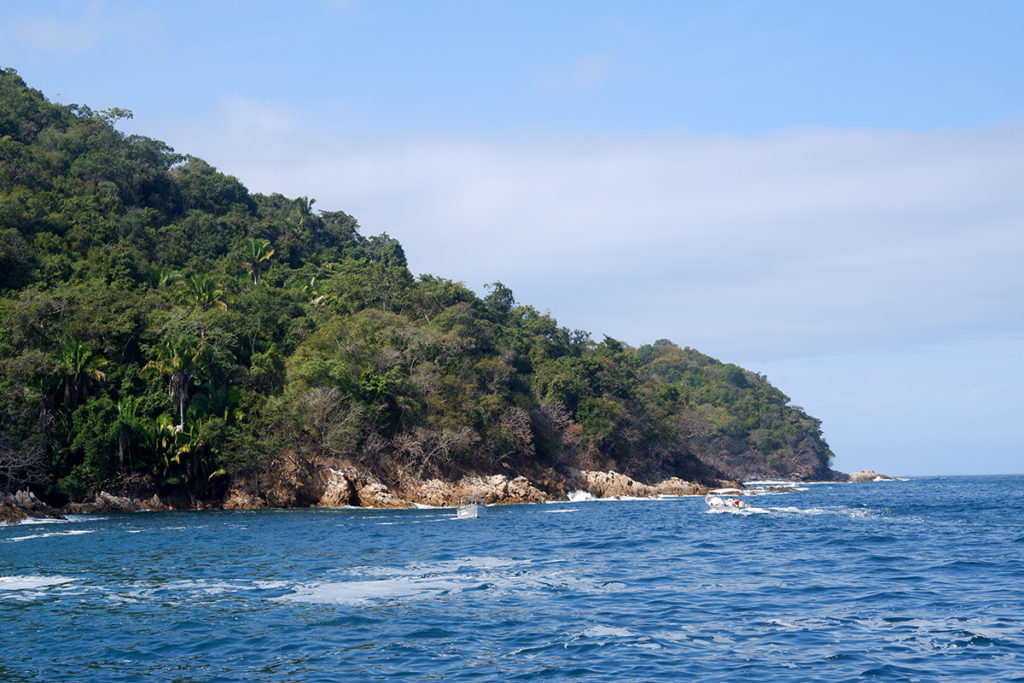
top-left (0, 67), bottom-right (838, 503)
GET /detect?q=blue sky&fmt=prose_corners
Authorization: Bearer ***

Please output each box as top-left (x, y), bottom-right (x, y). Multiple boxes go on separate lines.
top-left (4, 1), bottom-right (1023, 476)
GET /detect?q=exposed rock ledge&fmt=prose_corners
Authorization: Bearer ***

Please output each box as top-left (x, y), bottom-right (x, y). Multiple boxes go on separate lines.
top-left (1, 490), bottom-right (65, 524)
top-left (563, 468), bottom-right (705, 498)
top-left (220, 460), bottom-right (725, 511)
top-left (4, 465), bottom-right (728, 519)
top-left (847, 469), bottom-right (897, 483)
top-left (63, 491), bottom-right (170, 514)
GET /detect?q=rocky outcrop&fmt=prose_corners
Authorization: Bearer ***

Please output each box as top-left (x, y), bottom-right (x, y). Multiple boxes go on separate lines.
top-left (316, 470), bottom-right (548, 508)
top-left (563, 468), bottom-right (712, 498)
top-left (1, 490), bottom-right (65, 524)
top-left (315, 467), bottom-right (357, 507)
top-left (223, 483), bottom-right (267, 510)
top-left (565, 468), bottom-right (652, 498)
top-left (216, 459), bottom-right (712, 510)
top-left (847, 469), bottom-right (896, 483)
top-left (20, 459), bottom-right (719, 517)
top-left (63, 491), bottom-right (167, 514)
top-left (436, 474), bottom-right (548, 505)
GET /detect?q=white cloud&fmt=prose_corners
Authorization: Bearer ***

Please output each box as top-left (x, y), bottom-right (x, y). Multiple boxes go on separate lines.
top-left (158, 102), bottom-right (1024, 363)
top-left (126, 100), bottom-right (1024, 475)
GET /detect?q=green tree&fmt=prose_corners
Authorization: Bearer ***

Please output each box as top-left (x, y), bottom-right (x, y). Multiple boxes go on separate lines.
top-left (142, 334), bottom-right (207, 429)
top-left (56, 340), bottom-right (107, 408)
top-left (241, 237), bottom-right (274, 284)
top-left (184, 273), bottom-right (227, 311)
top-left (294, 196), bottom-right (316, 229)
top-left (113, 394), bottom-right (143, 473)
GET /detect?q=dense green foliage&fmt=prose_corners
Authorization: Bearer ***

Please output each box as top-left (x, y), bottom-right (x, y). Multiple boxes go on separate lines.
top-left (0, 68), bottom-right (834, 499)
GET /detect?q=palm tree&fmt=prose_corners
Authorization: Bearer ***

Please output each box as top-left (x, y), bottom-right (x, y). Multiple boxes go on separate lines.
top-left (114, 395), bottom-right (142, 473)
top-left (184, 273), bottom-right (227, 311)
top-left (295, 196), bottom-right (316, 229)
top-left (241, 238), bottom-right (275, 284)
top-left (145, 266), bottom-right (180, 289)
top-left (57, 341), bottom-right (107, 408)
top-left (142, 334), bottom-right (206, 430)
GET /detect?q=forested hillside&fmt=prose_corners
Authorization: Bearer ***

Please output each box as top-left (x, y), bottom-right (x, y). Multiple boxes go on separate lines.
top-left (0, 68), bottom-right (836, 503)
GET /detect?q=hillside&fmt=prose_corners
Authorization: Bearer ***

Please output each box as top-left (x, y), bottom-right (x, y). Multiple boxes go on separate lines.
top-left (0, 67), bottom-right (840, 506)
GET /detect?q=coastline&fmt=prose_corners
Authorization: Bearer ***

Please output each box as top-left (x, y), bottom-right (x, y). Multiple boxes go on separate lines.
top-left (2, 463), bottom-right (889, 524)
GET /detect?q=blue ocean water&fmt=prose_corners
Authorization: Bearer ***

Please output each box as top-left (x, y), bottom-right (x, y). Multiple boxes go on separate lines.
top-left (2, 476), bottom-right (1023, 682)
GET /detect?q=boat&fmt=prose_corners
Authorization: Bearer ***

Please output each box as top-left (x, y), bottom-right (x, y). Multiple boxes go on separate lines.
top-left (704, 488), bottom-right (748, 512)
top-left (456, 495), bottom-right (482, 519)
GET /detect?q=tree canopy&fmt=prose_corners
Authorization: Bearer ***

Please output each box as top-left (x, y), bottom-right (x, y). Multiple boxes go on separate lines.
top-left (0, 67), bottom-right (835, 500)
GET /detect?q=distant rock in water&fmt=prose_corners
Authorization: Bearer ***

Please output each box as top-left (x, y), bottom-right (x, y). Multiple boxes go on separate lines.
top-left (847, 469), bottom-right (896, 482)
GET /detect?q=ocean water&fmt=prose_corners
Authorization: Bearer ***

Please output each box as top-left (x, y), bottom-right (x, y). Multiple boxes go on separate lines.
top-left (2, 476), bottom-right (1023, 682)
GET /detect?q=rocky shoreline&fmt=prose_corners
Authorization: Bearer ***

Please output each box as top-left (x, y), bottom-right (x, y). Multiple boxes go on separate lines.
top-left (1, 462), bottom-right (894, 523)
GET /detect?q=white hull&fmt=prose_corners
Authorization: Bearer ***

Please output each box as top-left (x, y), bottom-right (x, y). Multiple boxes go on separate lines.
top-left (456, 500), bottom-right (480, 519)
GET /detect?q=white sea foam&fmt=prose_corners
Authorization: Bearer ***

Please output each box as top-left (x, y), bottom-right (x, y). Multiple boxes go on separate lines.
top-left (545, 508), bottom-right (579, 514)
top-left (117, 578), bottom-right (276, 603)
top-left (570, 625), bottom-right (662, 650)
top-left (566, 490), bottom-right (595, 502)
top-left (706, 506), bottom-right (761, 515)
top-left (11, 516), bottom-right (65, 525)
top-left (0, 575), bottom-right (77, 591)
top-left (62, 514), bottom-right (109, 523)
top-left (581, 625), bottom-right (634, 638)
top-left (7, 529), bottom-right (96, 542)
top-left (275, 577), bottom-right (461, 605)
top-left (162, 579), bottom-right (248, 595)
top-left (275, 556), bottom-right (621, 606)
top-left (5, 514), bottom-right (106, 526)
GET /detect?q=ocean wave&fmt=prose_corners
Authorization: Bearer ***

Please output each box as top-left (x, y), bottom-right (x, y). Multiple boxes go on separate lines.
top-left (3, 513), bottom-right (108, 527)
top-left (0, 574), bottom-right (77, 591)
top-left (6, 529), bottom-right (96, 542)
top-left (3, 476), bottom-right (1022, 682)
top-left (272, 556), bottom-right (626, 606)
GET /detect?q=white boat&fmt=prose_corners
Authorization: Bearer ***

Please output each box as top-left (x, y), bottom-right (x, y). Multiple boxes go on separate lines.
top-left (456, 495), bottom-right (482, 519)
top-left (704, 488), bottom-right (748, 512)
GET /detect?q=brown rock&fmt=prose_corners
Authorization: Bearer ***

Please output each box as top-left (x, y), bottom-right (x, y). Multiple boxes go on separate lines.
top-left (564, 468), bottom-right (654, 498)
top-left (315, 467), bottom-right (356, 507)
top-left (454, 474), bottom-right (548, 505)
top-left (355, 481), bottom-right (410, 508)
top-left (650, 478), bottom-right (702, 496)
top-left (2, 490), bottom-right (65, 523)
top-left (848, 469), bottom-right (895, 483)
top-left (1, 501), bottom-right (29, 524)
top-left (223, 486), bottom-right (267, 510)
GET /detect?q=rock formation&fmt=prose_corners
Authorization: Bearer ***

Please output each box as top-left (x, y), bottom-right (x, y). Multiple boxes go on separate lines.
top-left (1, 490), bottom-right (65, 524)
top-left (847, 469), bottom-right (896, 482)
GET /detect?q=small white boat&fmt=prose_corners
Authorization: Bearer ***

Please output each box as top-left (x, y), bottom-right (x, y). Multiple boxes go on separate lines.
top-left (705, 488), bottom-right (748, 512)
top-left (456, 495), bottom-right (482, 519)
